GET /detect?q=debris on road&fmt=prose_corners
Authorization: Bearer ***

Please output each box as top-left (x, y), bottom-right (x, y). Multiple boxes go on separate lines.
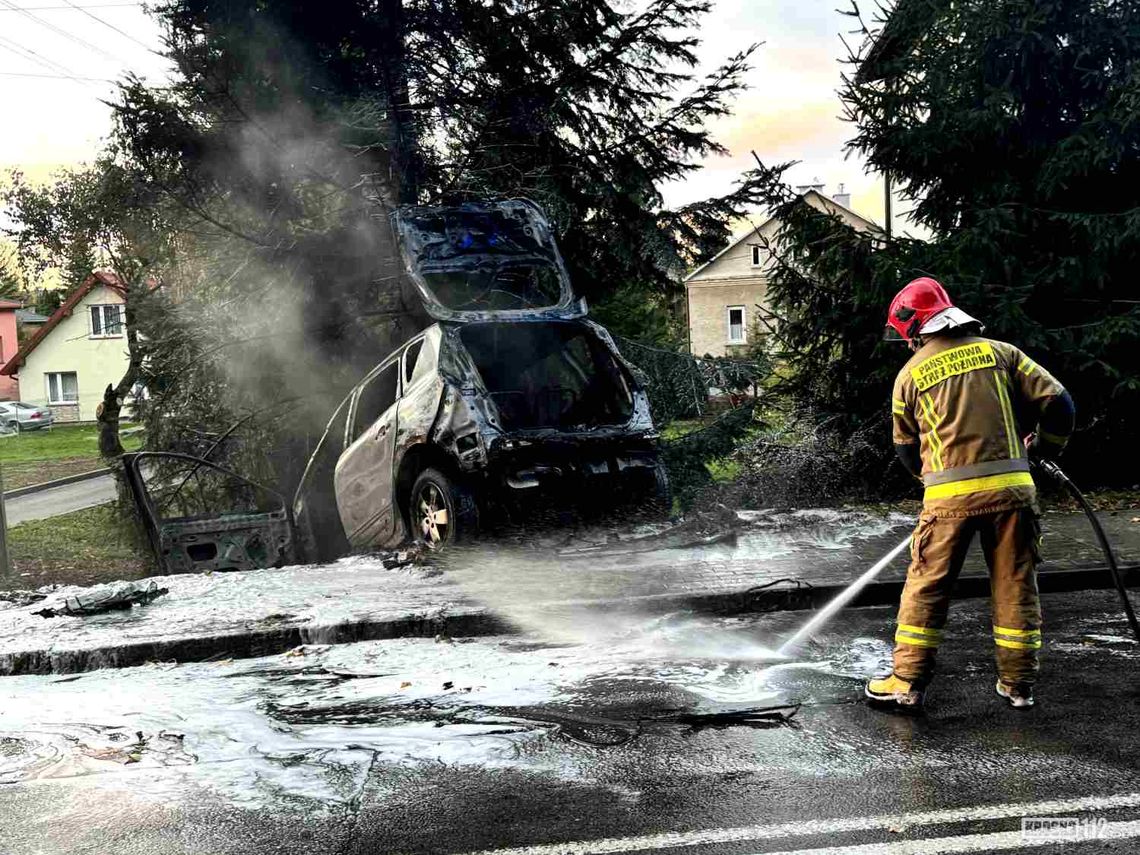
top-left (33, 580), bottom-right (169, 618)
top-left (0, 590), bottom-right (48, 608)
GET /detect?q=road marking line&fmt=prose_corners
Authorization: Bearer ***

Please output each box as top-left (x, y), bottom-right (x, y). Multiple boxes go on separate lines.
top-left (754, 819), bottom-right (1140, 855)
top-left (462, 792), bottom-right (1140, 855)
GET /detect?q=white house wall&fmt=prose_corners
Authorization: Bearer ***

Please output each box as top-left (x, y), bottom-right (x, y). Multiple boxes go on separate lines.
top-left (20, 284), bottom-right (130, 422)
top-left (684, 191), bottom-right (879, 357)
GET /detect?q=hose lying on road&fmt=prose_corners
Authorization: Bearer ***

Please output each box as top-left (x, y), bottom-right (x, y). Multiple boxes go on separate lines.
top-left (1036, 459), bottom-right (1140, 643)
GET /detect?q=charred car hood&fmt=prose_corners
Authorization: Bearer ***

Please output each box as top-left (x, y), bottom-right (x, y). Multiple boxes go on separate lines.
top-left (394, 199), bottom-right (587, 323)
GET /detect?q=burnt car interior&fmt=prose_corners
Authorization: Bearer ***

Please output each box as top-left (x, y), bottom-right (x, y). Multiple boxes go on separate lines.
top-left (459, 322), bottom-right (635, 430)
top-left (422, 260), bottom-right (563, 312)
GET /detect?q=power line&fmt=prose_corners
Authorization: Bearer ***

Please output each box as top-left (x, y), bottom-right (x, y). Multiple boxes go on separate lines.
top-left (60, 0), bottom-right (154, 51)
top-left (0, 0), bottom-right (120, 62)
top-left (0, 33), bottom-right (97, 87)
top-left (0, 70), bottom-right (112, 80)
top-left (0, 3), bottom-right (140, 10)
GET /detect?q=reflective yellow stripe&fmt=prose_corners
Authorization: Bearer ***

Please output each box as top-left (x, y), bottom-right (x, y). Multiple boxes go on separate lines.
top-left (892, 398), bottom-right (907, 415)
top-left (1018, 357), bottom-right (1037, 376)
top-left (898, 623), bottom-right (944, 640)
top-left (924, 471), bottom-right (1035, 500)
top-left (1039, 430), bottom-right (1069, 446)
top-left (895, 623), bottom-right (944, 648)
top-left (993, 374), bottom-right (1020, 460)
top-left (918, 394), bottom-right (944, 472)
top-left (994, 626), bottom-right (1041, 638)
top-left (995, 637), bottom-right (1042, 650)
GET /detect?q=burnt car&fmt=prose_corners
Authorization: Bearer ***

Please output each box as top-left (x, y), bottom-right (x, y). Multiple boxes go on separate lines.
top-left (125, 200), bottom-right (666, 574)
top-left (295, 199), bottom-right (667, 551)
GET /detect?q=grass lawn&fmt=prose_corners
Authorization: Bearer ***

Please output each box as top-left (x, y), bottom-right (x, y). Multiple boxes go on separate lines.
top-left (0, 424), bottom-right (144, 490)
top-left (4, 504), bottom-right (150, 590)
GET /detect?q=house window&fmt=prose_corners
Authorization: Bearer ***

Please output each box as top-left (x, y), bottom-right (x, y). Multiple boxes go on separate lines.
top-left (90, 304), bottom-right (124, 338)
top-left (46, 372), bottom-right (79, 404)
top-left (727, 306), bottom-right (746, 344)
top-left (751, 245), bottom-right (762, 266)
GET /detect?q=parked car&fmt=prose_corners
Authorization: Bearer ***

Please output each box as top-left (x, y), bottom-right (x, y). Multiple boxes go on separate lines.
top-left (295, 199), bottom-right (667, 552)
top-left (0, 401), bottom-right (54, 432)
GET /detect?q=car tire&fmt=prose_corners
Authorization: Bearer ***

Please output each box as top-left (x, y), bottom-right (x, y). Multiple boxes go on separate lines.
top-left (409, 468), bottom-right (478, 549)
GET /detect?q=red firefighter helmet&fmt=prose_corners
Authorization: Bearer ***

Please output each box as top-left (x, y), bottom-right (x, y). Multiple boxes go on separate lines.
top-left (885, 277), bottom-right (980, 344)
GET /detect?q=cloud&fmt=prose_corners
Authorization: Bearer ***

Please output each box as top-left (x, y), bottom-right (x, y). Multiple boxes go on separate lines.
top-left (712, 99), bottom-right (847, 163)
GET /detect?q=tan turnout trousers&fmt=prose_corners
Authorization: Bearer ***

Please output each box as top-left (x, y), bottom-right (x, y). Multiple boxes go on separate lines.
top-left (890, 335), bottom-right (1067, 687)
top-left (894, 509), bottom-right (1042, 685)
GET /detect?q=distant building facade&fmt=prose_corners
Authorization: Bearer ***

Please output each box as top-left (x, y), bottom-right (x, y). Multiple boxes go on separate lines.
top-left (1, 272), bottom-right (131, 422)
top-left (0, 299), bottom-right (23, 400)
top-left (684, 189), bottom-right (879, 358)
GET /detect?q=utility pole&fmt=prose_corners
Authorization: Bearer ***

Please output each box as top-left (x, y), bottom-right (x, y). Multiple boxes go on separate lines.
top-left (0, 464), bottom-right (11, 582)
top-left (884, 171), bottom-right (893, 240)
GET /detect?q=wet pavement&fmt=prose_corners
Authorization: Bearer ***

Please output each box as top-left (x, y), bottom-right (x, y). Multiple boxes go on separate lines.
top-left (1, 589), bottom-right (1138, 854)
top-left (1, 506), bottom-right (1139, 853)
top-left (1, 507), bottom-right (1135, 675)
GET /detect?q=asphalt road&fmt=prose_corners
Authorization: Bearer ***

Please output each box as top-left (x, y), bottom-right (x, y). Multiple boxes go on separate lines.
top-left (3, 474), bottom-right (114, 525)
top-left (1, 587), bottom-right (1137, 855)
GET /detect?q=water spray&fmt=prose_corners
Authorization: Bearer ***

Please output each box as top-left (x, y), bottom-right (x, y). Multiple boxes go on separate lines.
top-left (777, 534), bottom-right (912, 656)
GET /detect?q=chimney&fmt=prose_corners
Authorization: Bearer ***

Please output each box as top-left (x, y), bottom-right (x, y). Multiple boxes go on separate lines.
top-left (833, 183), bottom-right (851, 209)
top-left (795, 177), bottom-right (826, 196)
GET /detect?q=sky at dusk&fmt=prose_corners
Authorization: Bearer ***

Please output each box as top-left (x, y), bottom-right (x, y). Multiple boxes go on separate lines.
top-left (0, 1), bottom-right (900, 234)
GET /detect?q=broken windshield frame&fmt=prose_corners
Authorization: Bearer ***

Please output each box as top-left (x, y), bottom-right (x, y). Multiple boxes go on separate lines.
top-left (394, 199), bottom-right (586, 322)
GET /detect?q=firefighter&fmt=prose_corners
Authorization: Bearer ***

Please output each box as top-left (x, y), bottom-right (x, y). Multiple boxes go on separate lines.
top-left (865, 277), bottom-right (1075, 711)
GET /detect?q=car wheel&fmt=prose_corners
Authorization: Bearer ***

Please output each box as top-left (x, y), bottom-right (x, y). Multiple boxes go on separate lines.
top-left (410, 468), bottom-right (478, 549)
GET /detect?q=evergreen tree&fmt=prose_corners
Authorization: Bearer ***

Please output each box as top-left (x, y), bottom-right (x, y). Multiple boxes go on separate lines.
top-left (756, 0), bottom-right (1140, 486)
top-left (94, 0), bottom-right (770, 485)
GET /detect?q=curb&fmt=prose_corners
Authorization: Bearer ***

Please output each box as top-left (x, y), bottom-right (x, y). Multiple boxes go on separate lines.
top-left (1, 564), bottom-right (1135, 677)
top-left (3, 468), bottom-right (111, 500)
top-left (680, 564), bottom-right (1140, 617)
top-left (0, 609), bottom-right (514, 677)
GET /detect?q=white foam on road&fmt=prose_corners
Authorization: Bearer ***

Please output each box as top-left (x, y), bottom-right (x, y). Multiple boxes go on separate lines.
top-left (462, 792), bottom-right (1140, 855)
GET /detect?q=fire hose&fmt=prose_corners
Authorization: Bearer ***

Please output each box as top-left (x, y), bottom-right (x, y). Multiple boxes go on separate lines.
top-left (1035, 459), bottom-right (1140, 643)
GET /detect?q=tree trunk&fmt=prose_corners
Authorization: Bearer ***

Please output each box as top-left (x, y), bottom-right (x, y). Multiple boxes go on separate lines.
top-left (379, 0), bottom-right (418, 203)
top-left (96, 383), bottom-right (126, 460)
top-left (97, 282), bottom-right (144, 504)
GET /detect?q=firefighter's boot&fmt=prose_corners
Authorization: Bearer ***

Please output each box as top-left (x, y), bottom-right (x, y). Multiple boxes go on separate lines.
top-left (995, 679), bottom-right (1035, 710)
top-left (865, 674), bottom-right (924, 711)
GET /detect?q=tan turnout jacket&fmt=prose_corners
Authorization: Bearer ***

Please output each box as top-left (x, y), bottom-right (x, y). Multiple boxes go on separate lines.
top-left (892, 336), bottom-right (1065, 517)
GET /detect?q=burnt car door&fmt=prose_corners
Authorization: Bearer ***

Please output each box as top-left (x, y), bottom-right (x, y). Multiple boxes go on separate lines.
top-left (394, 327), bottom-right (445, 448)
top-left (334, 359), bottom-right (401, 548)
top-left (123, 452), bottom-right (296, 574)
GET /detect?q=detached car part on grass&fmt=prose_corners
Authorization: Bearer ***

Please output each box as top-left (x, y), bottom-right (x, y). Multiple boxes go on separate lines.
top-left (297, 198), bottom-right (666, 553)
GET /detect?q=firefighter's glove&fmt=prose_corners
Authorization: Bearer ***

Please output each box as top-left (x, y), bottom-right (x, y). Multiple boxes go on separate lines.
top-left (1026, 433), bottom-right (1064, 462)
